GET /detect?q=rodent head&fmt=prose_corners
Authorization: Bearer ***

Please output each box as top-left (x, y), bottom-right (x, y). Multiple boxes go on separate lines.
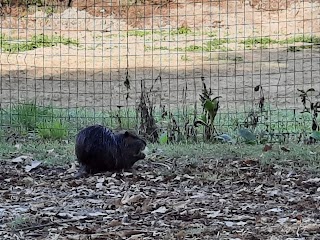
top-left (120, 130), bottom-right (147, 162)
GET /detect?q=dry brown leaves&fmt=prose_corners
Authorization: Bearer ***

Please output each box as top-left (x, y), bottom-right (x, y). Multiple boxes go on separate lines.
top-left (1, 155), bottom-right (320, 239)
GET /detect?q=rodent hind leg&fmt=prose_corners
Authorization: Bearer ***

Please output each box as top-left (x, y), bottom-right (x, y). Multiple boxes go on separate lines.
top-left (74, 164), bottom-right (89, 178)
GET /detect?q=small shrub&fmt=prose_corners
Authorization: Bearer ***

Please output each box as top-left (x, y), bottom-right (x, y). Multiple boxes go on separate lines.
top-left (297, 88), bottom-right (320, 143)
top-left (194, 77), bottom-right (221, 141)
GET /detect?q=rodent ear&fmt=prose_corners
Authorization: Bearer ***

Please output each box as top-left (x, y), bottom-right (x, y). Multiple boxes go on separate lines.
top-left (124, 131), bottom-right (130, 137)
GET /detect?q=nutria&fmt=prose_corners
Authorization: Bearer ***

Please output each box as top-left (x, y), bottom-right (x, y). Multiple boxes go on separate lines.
top-left (75, 125), bottom-right (147, 177)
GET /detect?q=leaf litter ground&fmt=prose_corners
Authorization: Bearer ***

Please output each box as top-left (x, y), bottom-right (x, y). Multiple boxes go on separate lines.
top-left (1, 155), bottom-right (320, 239)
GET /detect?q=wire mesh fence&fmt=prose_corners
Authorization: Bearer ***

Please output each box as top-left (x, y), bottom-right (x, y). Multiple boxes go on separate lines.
top-left (0, 0), bottom-right (319, 143)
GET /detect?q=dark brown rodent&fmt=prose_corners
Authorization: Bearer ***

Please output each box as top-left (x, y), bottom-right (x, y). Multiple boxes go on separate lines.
top-left (75, 125), bottom-right (147, 177)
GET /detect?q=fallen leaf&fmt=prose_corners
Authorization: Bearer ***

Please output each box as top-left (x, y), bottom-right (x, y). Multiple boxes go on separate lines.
top-left (242, 159), bottom-right (258, 166)
top-left (176, 230), bottom-right (186, 240)
top-left (254, 184), bottom-right (263, 192)
top-left (118, 230), bottom-right (147, 238)
top-left (96, 182), bottom-right (104, 189)
top-left (21, 177), bottom-right (34, 186)
top-left (88, 211), bottom-right (108, 217)
top-left (236, 221), bottom-right (247, 226)
top-left (173, 201), bottom-right (189, 210)
top-left (47, 148), bottom-right (55, 154)
top-left (263, 144), bottom-right (272, 152)
top-left (97, 177), bottom-right (105, 183)
top-left (267, 189), bottom-right (279, 197)
top-left (108, 219), bottom-right (122, 227)
top-left (225, 221), bottom-right (234, 227)
top-left (25, 160), bottom-right (41, 172)
top-left (276, 217), bottom-right (289, 225)
top-left (14, 143), bottom-right (22, 150)
top-left (280, 146), bottom-right (290, 152)
top-left (190, 192), bottom-right (205, 199)
top-left (302, 223), bottom-right (320, 231)
top-left (67, 162), bottom-right (77, 173)
top-left (206, 210), bottom-right (221, 218)
top-left (1, 147), bottom-right (319, 239)
top-left (152, 206), bottom-right (167, 214)
top-left (12, 155), bottom-right (32, 163)
top-left (266, 208), bottom-right (282, 213)
top-left (183, 174), bottom-right (195, 179)
top-left (302, 177), bottom-right (320, 183)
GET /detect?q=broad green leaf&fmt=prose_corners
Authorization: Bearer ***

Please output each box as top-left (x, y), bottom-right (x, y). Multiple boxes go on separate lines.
top-left (204, 98), bottom-right (219, 123)
top-left (203, 99), bottom-right (214, 112)
top-left (238, 128), bottom-right (257, 142)
top-left (306, 88), bottom-right (315, 93)
top-left (159, 132), bottom-right (168, 144)
top-left (254, 85), bottom-right (260, 91)
top-left (201, 114), bottom-right (207, 123)
top-left (211, 98), bottom-right (219, 111)
top-left (310, 131), bottom-right (320, 141)
top-left (215, 134), bottom-right (235, 144)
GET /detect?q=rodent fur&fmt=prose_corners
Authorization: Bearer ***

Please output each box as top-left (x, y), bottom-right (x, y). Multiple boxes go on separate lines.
top-left (75, 124), bottom-right (147, 176)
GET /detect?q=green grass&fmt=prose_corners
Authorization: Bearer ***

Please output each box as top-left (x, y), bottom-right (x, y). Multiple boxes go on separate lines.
top-left (1, 101), bottom-right (320, 170)
top-left (10, 102), bottom-right (55, 131)
top-left (184, 45), bottom-right (204, 52)
top-left (1, 0), bottom-right (49, 6)
top-left (170, 26), bottom-right (192, 35)
top-left (283, 35), bottom-right (320, 44)
top-left (206, 41), bottom-right (231, 51)
top-left (36, 120), bottom-right (68, 140)
top-left (207, 32), bottom-right (218, 37)
top-left (1, 102), bottom-right (144, 140)
top-left (240, 35), bottom-right (320, 49)
top-left (153, 46), bottom-right (170, 50)
top-left (0, 136), bottom-right (319, 172)
top-left (240, 37), bottom-right (278, 45)
top-left (44, 6), bottom-right (56, 15)
top-left (181, 55), bottom-right (191, 61)
top-left (0, 139), bottom-right (75, 166)
top-left (148, 142), bottom-right (320, 172)
top-left (127, 30), bottom-right (152, 37)
top-left (171, 38), bottom-right (232, 53)
top-left (0, 33), bottom-right (79, 53)
top-left (6, 102), bottom-right (69, 140)
top-left (0, 100), bottom-right (316, 144)
top-left (2, 32), bottom-right (316, 54)
top-left (144, 45), bottom-right (152, 51)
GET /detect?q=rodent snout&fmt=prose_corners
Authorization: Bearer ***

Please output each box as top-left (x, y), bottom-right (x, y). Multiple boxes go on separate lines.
top-left (133, 146), bottom-right (149, 158)
top-left (141, 146), bottom-right (149, 156)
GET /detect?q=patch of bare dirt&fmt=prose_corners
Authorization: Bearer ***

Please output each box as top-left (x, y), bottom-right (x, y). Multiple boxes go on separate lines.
top-left (0, 155), bottom-right (320, 239)
top-left (0, 1), bottom-right (319, 110)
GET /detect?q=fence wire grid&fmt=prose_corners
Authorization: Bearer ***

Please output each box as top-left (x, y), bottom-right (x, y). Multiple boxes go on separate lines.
top-left (0, 0), bottom-right (320, 143)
